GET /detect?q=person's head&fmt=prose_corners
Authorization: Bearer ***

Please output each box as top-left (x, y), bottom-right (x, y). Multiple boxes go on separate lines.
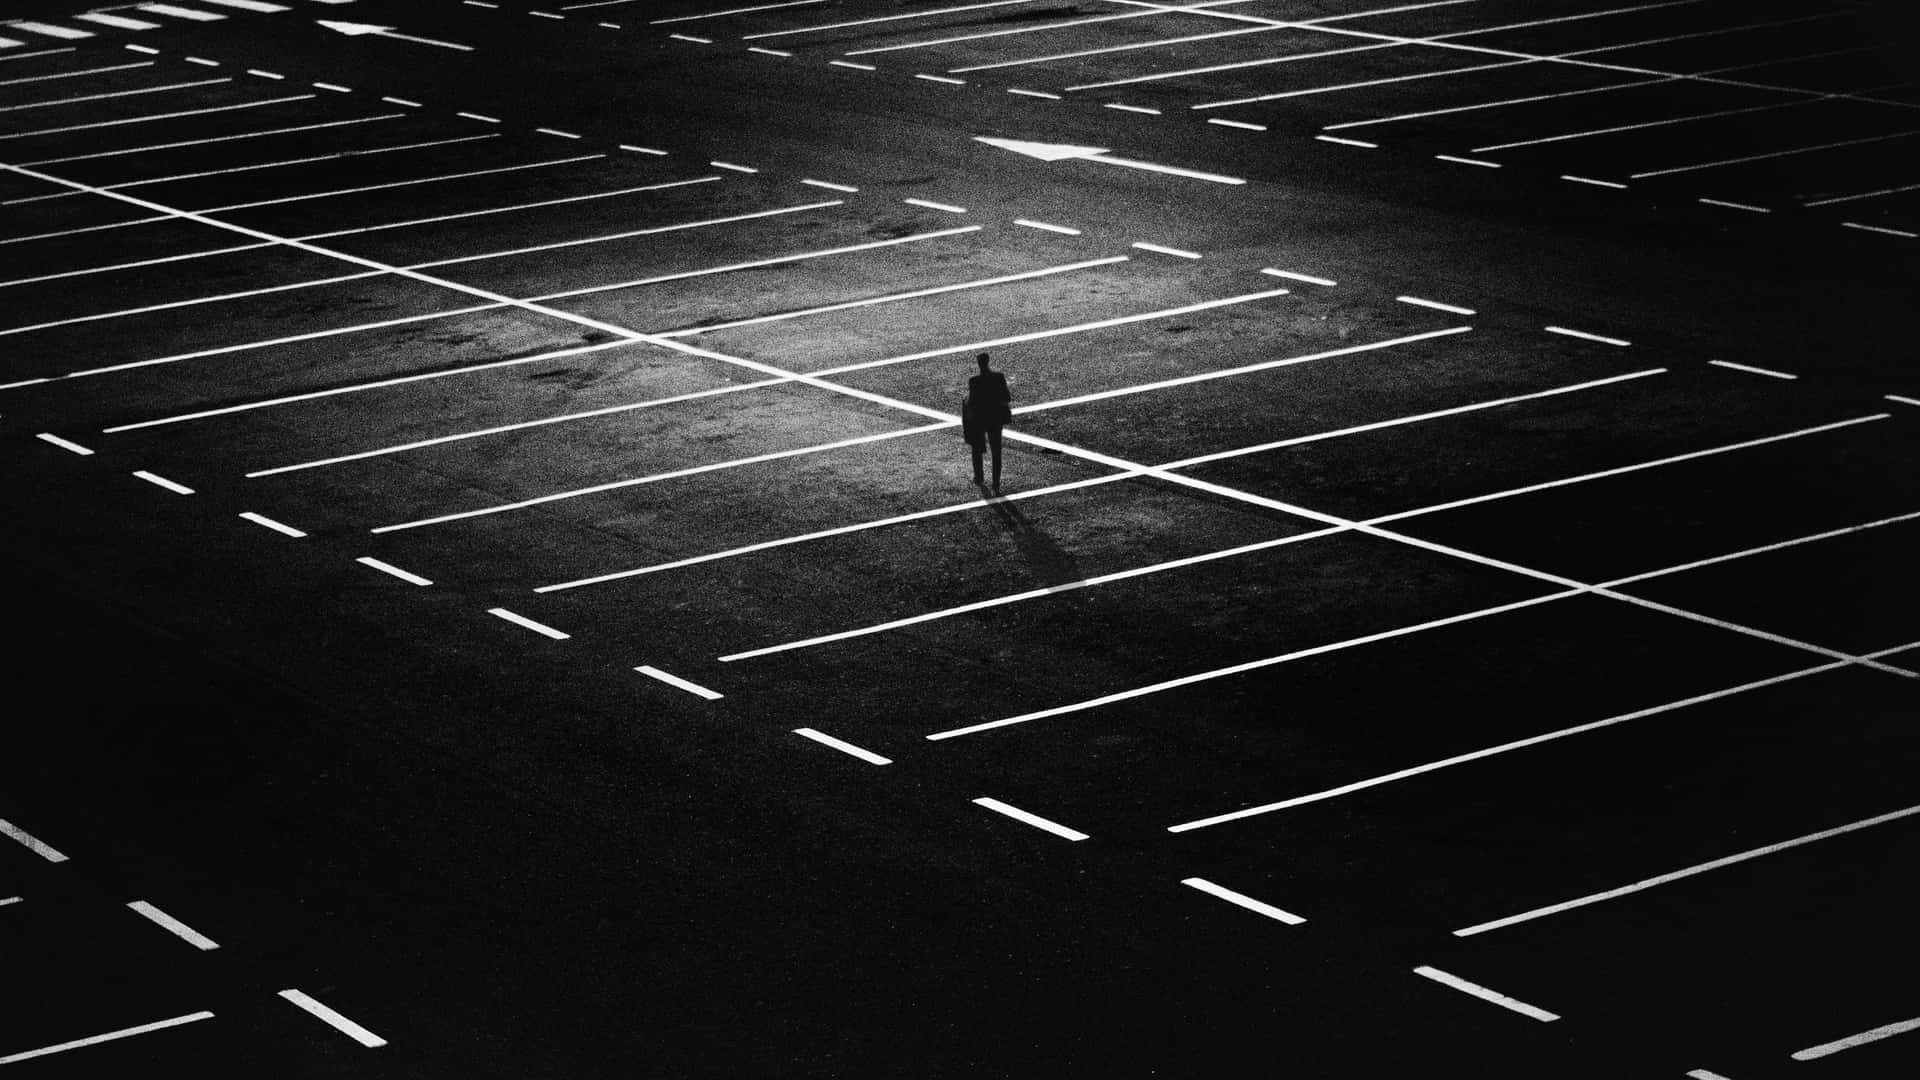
top-left (977, 352), bottom-right (992, 372)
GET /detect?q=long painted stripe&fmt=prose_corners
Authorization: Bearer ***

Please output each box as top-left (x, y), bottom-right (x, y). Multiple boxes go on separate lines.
top-left (0, 78), bottom-right (230, 113)
top-left (1456, 804), bottom-right (1920, 936)
top-left (742, 0), bottom-right (1038, 39)
top-left (127, 901), bottom-right (220, 950)
top-left (645, 0), bottom-right (827, 20)
top-left (1708, 359), bottom-right (1795, 380)
top-left (0, 61), bottom-right (153, 86)
top-left (0, 272), bottom-right (384, 339)
top-left (74, 13), bottom-right (163, 29)
top-left (972, 797), bottom-right (1088, 841)
top-left (133, 470), bottom-right (194, 494)
top-left (75, 304), bottom-right (500, 382)
top-left (1181, 877), bottom-right (1306, 924)
top-left (0, 1012), bottom-right (215, 1065)
top-left (201, 153), bottom-right (605, 212)
top-left (793, 727), bottom-right (891, 764)
top-left (138, 4), bottom-right (227, 21)
top-left (1792, 1016), bottom-right (1920, 1061)
top-left (22, 112), bottom-right (404, 166)
top-left (406, 199), bottom-right (843, 268)
top-left (1544, 325), bottom-right (1629, 345)
top-left (368, 423), bottom-right (952, 532)
top-left (1632, 130), bottom-right (1920, 178)
top-left (0, 94), bottom-right (317, 143)
top-left (1412, 966), bottom-right (1559, 1021)
top-left (34, 433), bottom-right (93, 455)
top-left (298, 177), bottom-right (723, 240)
top-left (7, 21), bottom-right (93, 40)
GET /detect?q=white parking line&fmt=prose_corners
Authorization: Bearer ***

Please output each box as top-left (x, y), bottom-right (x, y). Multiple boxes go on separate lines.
top-left (1435, 153), bottom-right (1499, 168)
top-left (140, 3), bottom-right (226, 20)
top-left (1793, 1015), bottom-right (1920, 1061)
top-left (659, 256), bottom-right (1131, 338)
top-left (636, 665), bottom-right (723, 699)
top-left (1708, 359), bottom-right (1794, 379)
top-left (1262, 269), bottom-right (1336, 286)
top-left (1561, 174), bottom-right (1628, 188)
top-left (1131, 241), bottom-right (1199, 258)
top-left (794, 727), bottom-right (891, 764)
top-left (0, 48), bottom-right (78, 63)
top-left (127, 900), bottom-right (220, 950)
top-left (72, 304), bottom-right (499, 383)
top-left (357, 557), bottom-right (433, 586)
top-left (1315, 135), bottom-right (1377, 148)
top-left (1632, 131), bottom-right (1920, 179)
top-left (106, 340), bottom-right (631, 430)
top-left (489, 607), bottom-right (569, 639)
top-left (0, 817), bottom-right (68, 861)
top-left (204, 153), bottom-right (606, 212)
top-left (22, 112), bottom-right (403, 166)
top-left (370, 422), bottom-right (952, 532)
top-left (75, 13), bottom-right (163, 30)
top-left (0, 77), bottom-right (232, 114)
top-left (928, 591), bottom-right (1576, 740)
top-left (1843, 222), bottom-right (1917, 238)
top-left (1010, 326), bottom-right (1469, 414)
top-left (201, 0), bottom-right (291, 11)
top-left (1181, 876), bottom-right (1306, 924)
top-left (972, 797), bottom-right (1088, 841)
top-left (278, 989), bottom-right (386, 1048)
top-left (133, 470), bottom-right (194, 494)
top-left (1805, 181), bottom-right (1920, 207)
top-left (1396, 295), bottom-right (1474, 315)
top-left (1889, 395), bottom-right (1920, 407)
top-left (721, 527), bottom-right (1343, 662)
top-left (943, 19), bottom-right (1279, 72)
top-left (1544, 325), bottom-right (1629, 345)
top-left (1686, 1069), bottom-right (1735, 1079)
top-left (0, 1012), bottom-right (215, 1065)
top-left (239, 511), bottom-right (306, 537)
top-left (6, 21), bottom-right (93, 40)
top-left (0, 271), bottom-right (384, 340)
top-left (1457, 803), bottom-right (1920, 937)
top-left (0, 896), bottom-right (20, 906)
top-left (1370, 414), bottom-right (1888, 525)
top-left (300, 177), bottom-right (722, 241)
top-left (645, 0), bottom-right (827, 20)
top-left (742, 0), bottom-right (1039, 39)
top-left (903, 197), bottom-right (965, 212)
top-left (1698, 197), bottom-right (1770, 214)
top-left (407, 199), bottom-right (843, 268)
top-left (0, 61), bottom-right (153, 86)
top-left (0, 94), bottom-right (317, 143)
top-left (1412, 965), bottom-right (1559, 1022)
top-left (34, 433), bottom-right (93, 456)
top-left (538, 475), bottom-right (1132, 592)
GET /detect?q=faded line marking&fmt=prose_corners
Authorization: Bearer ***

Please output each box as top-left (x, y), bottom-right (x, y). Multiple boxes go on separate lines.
top-left (794, 727), bottom-right (890, 764)
top-left (1544, 325), bottom-right (1629, 345)
top-left (1015, 218), bottom-right (1078, 234)
top-left (1261, 268), bottom-right (1335, 286)
top-left (1396, 294), bottom-right (1474, 314)
top-left (490, 608), bottom-right (568, 639)
top-left (1131, 241), bottom-right (1200, 258)
top-left (1708, 359), bottom-right (1795, 380)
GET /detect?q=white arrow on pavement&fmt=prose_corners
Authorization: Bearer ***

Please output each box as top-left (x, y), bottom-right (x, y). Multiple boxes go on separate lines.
top-left (974, 136), bottom-right (1245, 185)
top-left (318, 19), bottom-right (474, 52)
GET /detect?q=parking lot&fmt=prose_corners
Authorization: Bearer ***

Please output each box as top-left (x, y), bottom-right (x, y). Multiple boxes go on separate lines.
top-left (3, 1), bottom-right (1916, 1076)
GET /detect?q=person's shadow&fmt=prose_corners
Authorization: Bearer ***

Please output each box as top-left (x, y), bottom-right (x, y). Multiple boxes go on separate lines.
top-left (979, 484), bottom-right (1082, 593)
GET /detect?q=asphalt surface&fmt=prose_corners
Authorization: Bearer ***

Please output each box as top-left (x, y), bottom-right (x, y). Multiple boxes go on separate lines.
top-left (2, 1), bottom-right (1918, 1077)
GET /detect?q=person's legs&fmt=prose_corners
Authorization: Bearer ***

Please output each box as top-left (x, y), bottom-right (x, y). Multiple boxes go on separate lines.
top-left (987, 426), bottom-right (1003, 490)
top-left (971, 441), bottom-right (985, 484)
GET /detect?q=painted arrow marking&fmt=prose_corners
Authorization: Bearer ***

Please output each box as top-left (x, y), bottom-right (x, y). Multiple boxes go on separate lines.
top-left (318, 20), bottom-right (474, 52)
top-left (975, 136), bottom-right (1245, 185)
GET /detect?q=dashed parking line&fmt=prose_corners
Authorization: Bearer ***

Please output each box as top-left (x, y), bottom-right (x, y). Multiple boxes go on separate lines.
top-left (1412, 965), bottom-right (1560, 1022)
top-left (1434, 153), bottom-right (1499, 168)
top-left (127, 900), bottom-right (220, 950)
top-left (1456, 803), bottom-right (1920, 937)
top-left (1130, 241), bottom-right (1200, 259)
top-left (972, 797), bottom-right (1089, 841)
top-left (0, 61), bottom-right (154, 86)
top-left (410, 199), bottom-right (842, 268)
top-left (636, 665), bottom-right (724, 700)
top-left (646, 0), bottom-right (828, 21)
top-left (800, 178), bottom-right (857, 192)
top-left (1792, 1015), bottom-right (1920, 1061)
top-left (0, 95), bottom-right (321, 145)
top-left (1181, 877), bottom-right (1306, 925)
top-left (1887, 395), bottom-right (1920, 407)
top-left (0, 896), bottom-right (20, 907)
top-left (133, 470), bottom-right (194, 495)
top-left (239, 511), bottom-right (306, 537)
top-left (278, 989), bottom-right (386, 1048)
top-left (1842, 222), bottom-right (1916, 239)
top-left (903, 197), bottom-right (965, 213)
top-left (0, 77), bottom-right (232, 113)
top-left (1261, 268), bottom-right (1336, 286)
top-left (0, 817), bottom-right (68, 861)
top-left (1686, 1069), bottom-right (1735, 1080)
top-left (793, 727), bottom-right (890, 764)
top-left (1707, 359), bottom-right (1795, 380)
top-left (1562, 174), bottom-right (1627, 189)
top-left (0, 1011), bottom-right (216, 1065)
top-left (1316, 135), bottom-right (1377, 148)
top-left (1015, 218), bottom-right (1079, 235)
top-left (1698, 197), bottom-right (1769, 214)
top-left (357, 557), bottom-right (433, 586)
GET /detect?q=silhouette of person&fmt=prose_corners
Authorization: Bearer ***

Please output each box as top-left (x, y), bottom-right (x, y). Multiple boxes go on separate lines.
top-left (964, 352), bottom-right (1012, 490)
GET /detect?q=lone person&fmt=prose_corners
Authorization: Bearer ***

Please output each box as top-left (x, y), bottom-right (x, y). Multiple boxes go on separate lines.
top-left (964, 352), bottom-right (1012, 491)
